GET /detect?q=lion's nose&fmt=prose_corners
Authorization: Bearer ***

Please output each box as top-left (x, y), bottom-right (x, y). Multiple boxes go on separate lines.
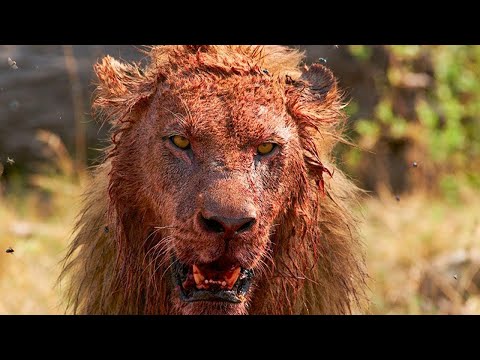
top-left (199, 214), bottom-right (256, 236)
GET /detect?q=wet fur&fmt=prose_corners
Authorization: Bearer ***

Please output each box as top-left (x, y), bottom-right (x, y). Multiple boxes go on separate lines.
top-left (60, 46), bottom-right (368, 314)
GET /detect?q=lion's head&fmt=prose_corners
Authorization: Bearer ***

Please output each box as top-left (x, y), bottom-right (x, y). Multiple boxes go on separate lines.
top-left (61, 46), bottom-right (367, 315)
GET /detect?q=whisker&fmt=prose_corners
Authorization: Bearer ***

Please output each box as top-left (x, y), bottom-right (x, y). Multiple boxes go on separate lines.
top-left (141, 235), bottom-right (174, 279)
top-left (141, 227), bottom-right (162, 249)
top-left (160, 258), bottom-right (178, 281)
top-left (153, 225), bottom-right (176, 230)
top-left (143, 235), bottom-right (173, 265)
top-left (151, 242), bottom-right (175, 268)
top-left (144, 235), bottom-right (172, 260)
top-left (162, 106), bottom-right (188, 127)
top-left (179, 96), bottom-right (193, 123)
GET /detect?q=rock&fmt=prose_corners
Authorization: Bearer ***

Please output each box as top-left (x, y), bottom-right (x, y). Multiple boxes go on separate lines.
top-left (0, 45), bottom-right (142, 172)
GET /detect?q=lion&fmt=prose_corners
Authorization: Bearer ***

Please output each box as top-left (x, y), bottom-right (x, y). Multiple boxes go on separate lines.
top-left (60, 45), bottom-right (368, 315)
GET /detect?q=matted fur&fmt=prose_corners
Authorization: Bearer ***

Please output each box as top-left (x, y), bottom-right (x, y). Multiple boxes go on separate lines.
top-left (60, 45), bottom-right (368, 315)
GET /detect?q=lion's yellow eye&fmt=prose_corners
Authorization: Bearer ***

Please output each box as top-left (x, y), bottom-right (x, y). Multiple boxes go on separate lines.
top-left (257, 142), bottom-right (275, 155)
top-left (170, 135), bottom-right (190, 150)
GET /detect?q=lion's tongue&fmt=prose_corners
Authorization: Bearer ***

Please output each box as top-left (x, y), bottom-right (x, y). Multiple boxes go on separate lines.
top-left (192, 264), bottom-right (241, 290)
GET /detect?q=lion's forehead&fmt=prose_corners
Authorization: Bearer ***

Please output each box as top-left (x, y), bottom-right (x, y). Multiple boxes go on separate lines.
top-left (188, 105), bottom-right (291, 148)
top-left (165, 77), bottom-right (292, 145)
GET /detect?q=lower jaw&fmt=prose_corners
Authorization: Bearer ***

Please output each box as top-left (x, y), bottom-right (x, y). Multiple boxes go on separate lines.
top-left (172, 297), bottom-right (250, 315)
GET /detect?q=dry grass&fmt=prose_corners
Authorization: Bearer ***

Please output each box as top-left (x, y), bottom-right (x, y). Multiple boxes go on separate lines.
top-left (363, 187), bottom-right (480, 314)
top-left (1, 154), bottom-right (479, 314)
top-left (0, 130), bottom-right (84, 314)
top-left (0, 179), bottom-right (81, 314)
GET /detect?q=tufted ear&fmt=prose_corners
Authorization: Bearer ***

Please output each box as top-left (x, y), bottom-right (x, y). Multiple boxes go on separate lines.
top-left (285, 63), bottom-right (343, 195)
top-left (93, 56), bottom-right (157, 125)
top-left (285, 63), bottom-right (341, 129)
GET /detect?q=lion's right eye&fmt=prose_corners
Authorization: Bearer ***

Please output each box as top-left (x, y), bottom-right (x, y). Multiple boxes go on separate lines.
top-left (170, 135), bottom-right (191, 150)
top-left (257, 142), bottom-right (277, 156)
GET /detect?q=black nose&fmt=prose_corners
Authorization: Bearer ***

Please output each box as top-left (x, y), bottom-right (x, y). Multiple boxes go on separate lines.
top-left (200, 214), bottom-right (256, 236)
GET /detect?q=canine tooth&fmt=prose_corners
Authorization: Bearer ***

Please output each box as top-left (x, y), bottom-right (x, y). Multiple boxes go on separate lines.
top-left (193, 265), bottom-right (205, 285)
top-left (225, 267), bottom-right (241, 290)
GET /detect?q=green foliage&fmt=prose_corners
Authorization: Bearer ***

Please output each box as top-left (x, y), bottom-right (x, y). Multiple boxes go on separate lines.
top-left (348, 45), bottom-right (372, 61)
top-left (344, 45), bottom-right (480, 194)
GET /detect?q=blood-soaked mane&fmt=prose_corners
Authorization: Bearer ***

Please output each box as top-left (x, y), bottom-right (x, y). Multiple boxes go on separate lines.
top-left (59, 45), bottom-right (368, 314)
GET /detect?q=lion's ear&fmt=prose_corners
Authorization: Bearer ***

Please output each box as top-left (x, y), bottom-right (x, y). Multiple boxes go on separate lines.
top-left (93, 56), bottom-right (154, 124)
top-left (94, 56), bottom-right (141, 98)
top-left (300, 63), bottom-right (337, 101)
top-left (285, 63), bottom-right (341, 128)
top-left (285, 64), bottom-right (343, 194)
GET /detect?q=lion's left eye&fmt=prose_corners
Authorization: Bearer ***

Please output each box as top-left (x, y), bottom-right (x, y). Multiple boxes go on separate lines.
top-left (170, 135), bottom-right (191, 150)
top-left (257, 142), bottom-right (277, 155)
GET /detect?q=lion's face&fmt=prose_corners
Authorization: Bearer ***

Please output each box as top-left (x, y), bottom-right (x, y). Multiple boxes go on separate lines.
top-left (64, 46), bottom-right (365, 316)
top-left (134, 75), bottom-right (305, 314)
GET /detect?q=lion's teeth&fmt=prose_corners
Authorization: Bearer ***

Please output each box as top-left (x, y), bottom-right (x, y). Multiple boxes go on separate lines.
top-left (225, 267), bottom-right (241, 289)
top-left (192, 265), bottom-right (205, 285)
top-left (193, 264), bottom-right (243, 290)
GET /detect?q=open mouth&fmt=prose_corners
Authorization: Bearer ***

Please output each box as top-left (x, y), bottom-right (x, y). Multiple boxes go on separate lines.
top-left (172, 256), bottom-right (253, 303)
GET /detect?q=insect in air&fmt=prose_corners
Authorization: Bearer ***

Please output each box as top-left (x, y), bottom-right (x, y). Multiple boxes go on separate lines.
top-left (412, 161), bottom-right (418, 168)
top-left (6, 157), bottom-right (15, 165)
top-left (453, 274), bottom-right (458, 280)
top-left (318, 58), bottom-right (327, 64)
top-left (395, 195), bottom-right (400, 202)
top-left (6, 247), bottom-right (14, 254)
top-left (8, 57), bottom-right (18, 70)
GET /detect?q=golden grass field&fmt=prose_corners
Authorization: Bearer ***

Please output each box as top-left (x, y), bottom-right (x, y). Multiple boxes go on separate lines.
top-left (1, 162), bottom-right (479, 314)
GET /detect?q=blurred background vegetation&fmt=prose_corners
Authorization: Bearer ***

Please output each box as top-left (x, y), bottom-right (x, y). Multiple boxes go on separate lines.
top-left (0, 45), bottom-right (479, 314)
